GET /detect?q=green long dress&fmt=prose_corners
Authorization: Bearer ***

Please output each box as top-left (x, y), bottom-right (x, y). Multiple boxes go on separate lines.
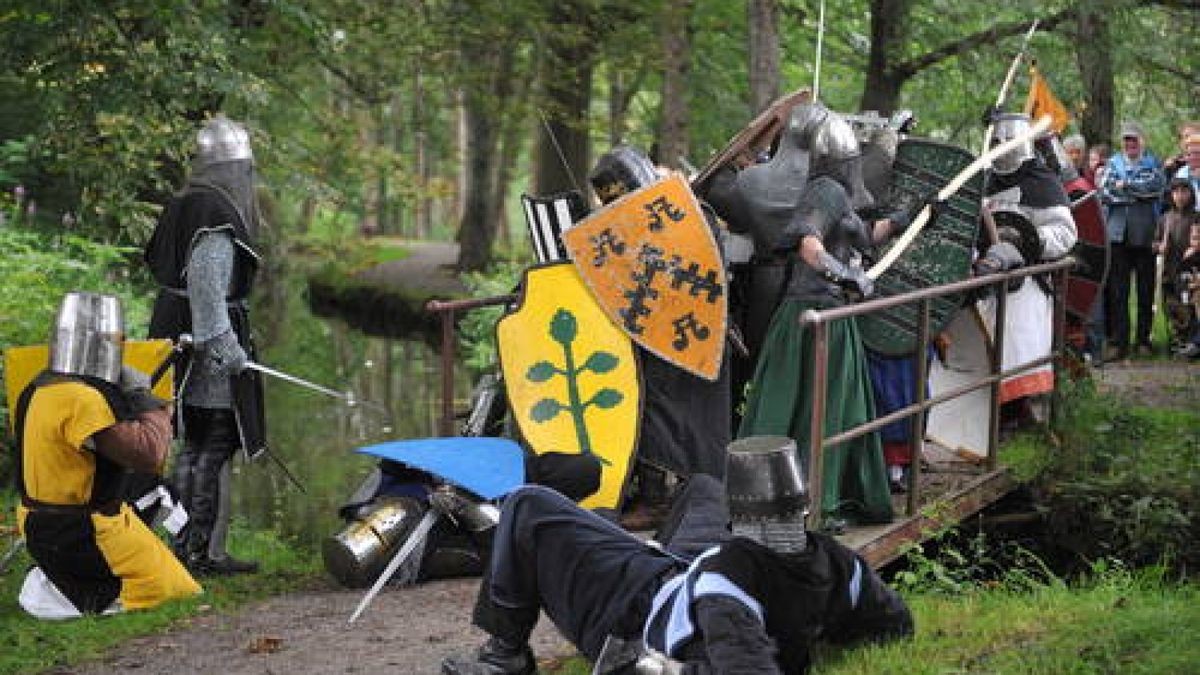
top-left (738, 298), bottom-right (894, 525)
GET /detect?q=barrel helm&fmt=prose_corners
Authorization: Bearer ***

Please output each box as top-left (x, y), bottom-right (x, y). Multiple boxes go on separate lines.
top-left (589, 145), bottom-right (661, 205)
top-left (725, 435), bottom-right (810, 553)
top-left (48, 292), bottom-right (125, 385)
top-left (989, 113), bottom-right (1036, 175)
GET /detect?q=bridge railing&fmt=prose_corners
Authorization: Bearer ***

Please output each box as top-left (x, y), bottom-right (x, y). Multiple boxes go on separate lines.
top-left (799, 258), bottom-right (1074, 528)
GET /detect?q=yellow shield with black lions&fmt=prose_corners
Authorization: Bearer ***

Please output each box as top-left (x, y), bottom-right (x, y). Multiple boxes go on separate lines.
top-left (562, 173), bottom-right (727, 381)
top-left (497, 263), bottom-right (641, 511)
top-left (4, 340), bottom-right (176, 433)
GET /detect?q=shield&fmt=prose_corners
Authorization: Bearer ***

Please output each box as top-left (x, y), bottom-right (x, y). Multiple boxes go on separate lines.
top-left (692, 88), bottom-right (812, 197)
top-left (859, 139), bottom-right (985, 356)
top-left (520, 190), bottom-right (589, 264)
top-left (356, 437), bottom-right (524, 501)
top-left (561, 173), bottom-right (728, 381)
top-left (1063, 179), bottom-right (1108, 329)
top-left (5, 339), bottom-right (176, 433)
top-left (496, 262), bottom-right (641, 511)
top-left (926, 307), bottom-right (993, 460)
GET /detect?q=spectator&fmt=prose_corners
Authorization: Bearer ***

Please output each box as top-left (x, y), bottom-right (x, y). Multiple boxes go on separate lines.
top-left (1100, 121), bottom-right (1165, 358)
top-left (1087, 143), bottom-right (1110, 187)
top-left (1063, 134), bottom-right (1089, 180)
top-left (1176, 221), bottom-right (1200, 359)
top-left (1157, 177), bottom-right (1196, 352)
top-left (1171, 133), bottom-right (1200, 210)
top-left (1163, 121), bottom-right (1200, 180)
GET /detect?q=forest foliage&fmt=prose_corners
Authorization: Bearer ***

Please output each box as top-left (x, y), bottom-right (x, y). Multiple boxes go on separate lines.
top-left (0, 0), bottom-right (1196, 269)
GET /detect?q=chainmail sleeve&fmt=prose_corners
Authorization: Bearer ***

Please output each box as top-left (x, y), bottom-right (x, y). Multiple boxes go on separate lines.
top-left (184, 228), bottom-right (237, 407)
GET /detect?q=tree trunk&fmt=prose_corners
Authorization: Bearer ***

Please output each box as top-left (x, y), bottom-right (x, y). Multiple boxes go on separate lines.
top-left (860, 0), bottom-right (913, 115)
top-left (659, 0), bottom-right (693, 170)
top-left (1074, 1), bottom-right (1115, 146)
top-left (747, 0), bottom-right (780, 115)
top-left (457, 87), bottom-right (499, 271)
top-left (534, 5), bottom-right (593, 195)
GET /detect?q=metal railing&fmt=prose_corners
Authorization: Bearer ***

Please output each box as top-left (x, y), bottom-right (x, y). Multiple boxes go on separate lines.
top-left (801, 258), bottom-right (1073, 528)
top-left (425, 259), bottom-right (1075, 530)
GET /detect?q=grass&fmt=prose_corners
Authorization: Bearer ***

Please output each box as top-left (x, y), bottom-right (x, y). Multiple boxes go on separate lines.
top-left (0, 515), bottom-right (323, 674)
top-left (815, 567), bottom-right (1199, 674)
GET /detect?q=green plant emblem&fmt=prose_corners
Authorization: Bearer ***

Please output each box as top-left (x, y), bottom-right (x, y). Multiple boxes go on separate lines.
top-left (526, 308), bottom-right (623, 465)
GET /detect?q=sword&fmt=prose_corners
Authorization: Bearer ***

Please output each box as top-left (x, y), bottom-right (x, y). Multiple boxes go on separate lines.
top-left (980, 19), bottom-right (1040, 154)
top-left (869, 115), bottom-right (1053, 280)
top-left (347, 509), bottom-right (439, 624)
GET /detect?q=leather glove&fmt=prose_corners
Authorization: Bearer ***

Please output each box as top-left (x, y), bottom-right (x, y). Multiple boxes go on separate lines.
top-left (818, 250), bottom-right (874, 300)
top-left (891, 191), bottom-right (948, 233)
top-left (974, 241), bottom-right (1025, 276)
top-left (205, 330), bottom-right (248, 375)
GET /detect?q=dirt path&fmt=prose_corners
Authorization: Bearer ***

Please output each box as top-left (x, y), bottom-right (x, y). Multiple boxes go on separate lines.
top-left (56, 578), bottom-right (574, 675)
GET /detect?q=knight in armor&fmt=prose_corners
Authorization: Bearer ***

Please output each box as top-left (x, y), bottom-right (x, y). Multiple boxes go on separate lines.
top-left (711, 102), bottom-right (906, 529)
top-left (588, 146), bottom-right (732, 517)
top-left (14, 293), bottom-right (201, 618)
top-left (144, 114), bottom-right (266, 575)
top-left (439, 436), bottom-right (913, 675)
top-left (978, 113), bottom-right (1078, 426)
top-left (1099, 121), bottom-right (1164, 359)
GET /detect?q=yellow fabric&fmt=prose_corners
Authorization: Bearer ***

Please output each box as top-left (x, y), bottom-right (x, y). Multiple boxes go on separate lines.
top-left (21, 381), bottom-right (115, 505)
top-left (5, 340), bottom-right (176, 434)
top-left (1024, 64), bottom-right (1070, 135)
top-left (92, 503), bottom-right (201, 610)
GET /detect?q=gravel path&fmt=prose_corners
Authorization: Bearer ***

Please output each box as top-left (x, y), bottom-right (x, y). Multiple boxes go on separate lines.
top-left (54, 578), bottom-right (574, 675)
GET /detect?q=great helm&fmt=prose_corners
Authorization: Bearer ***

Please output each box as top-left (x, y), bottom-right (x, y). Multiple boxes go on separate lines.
top-left (194, 114), bottom-right (253, 167)
top-left (48, 292), bottom-right (125, 384)
top-left (725, 435), bottom-right (810, 554)
top-left (589, 145), bottom-right (660, 205)
top-left (989, 113), bottom-right (1036, 175)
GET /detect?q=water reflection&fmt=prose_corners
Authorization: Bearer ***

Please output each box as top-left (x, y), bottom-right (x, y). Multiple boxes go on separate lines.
top-left (228, 268), bottom-right (472, 550)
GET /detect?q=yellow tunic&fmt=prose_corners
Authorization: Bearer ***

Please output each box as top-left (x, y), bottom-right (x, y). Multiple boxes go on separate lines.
top-left (18, 380), bottom-right (200, 612)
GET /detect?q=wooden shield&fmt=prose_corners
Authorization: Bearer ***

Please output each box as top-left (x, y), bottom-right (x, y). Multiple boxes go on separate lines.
top-left (4, 339), bottom-right (176, 433)
top-left (1063, 179), bottom-right (1108, 327)
top-left (561, 173), bottom-right (727, 381)
top-left (859, 139), bottom-right (984, 356)
top-left (692, 88), bottom-right (812, 196)
top-left (496, 263), bottom-right (641, 511)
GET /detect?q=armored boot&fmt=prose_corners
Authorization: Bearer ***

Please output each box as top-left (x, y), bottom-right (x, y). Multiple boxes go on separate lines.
top-left (441, 636), bottom-right (535, 675)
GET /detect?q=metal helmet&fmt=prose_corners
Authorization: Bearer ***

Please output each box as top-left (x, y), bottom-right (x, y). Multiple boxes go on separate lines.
top-left (322, 496), bottom-right (427, 588)
top-left (48, 292), bottom-right (125, 384)
top-left (589, 145), bottom-right (660, 205)
top-left (989, 113), bottom-right (1035, 175)
top-left (194, 114), bottom-right (253, 168)
top-left (725, 435), bottom-right (809, 553)
top-left (804, 104), bottom-right (874, 210)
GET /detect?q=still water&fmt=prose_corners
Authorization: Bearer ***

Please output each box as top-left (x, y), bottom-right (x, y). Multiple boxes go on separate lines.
top-left (226, 264), bottom-right (472, 550)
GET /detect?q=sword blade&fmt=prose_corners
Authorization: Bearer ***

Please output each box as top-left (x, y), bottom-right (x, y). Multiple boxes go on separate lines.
top-left (347, 509), bottom-right (439, 624)
top-left (243, 362), bottom-right (350, 402)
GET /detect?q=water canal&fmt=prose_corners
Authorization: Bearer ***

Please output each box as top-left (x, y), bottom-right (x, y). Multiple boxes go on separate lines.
top-left (227, 263), bottom-right (472, 550)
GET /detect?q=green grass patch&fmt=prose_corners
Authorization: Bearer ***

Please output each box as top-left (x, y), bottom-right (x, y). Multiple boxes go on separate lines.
top-left (0, 515), bottom-right (322, 674)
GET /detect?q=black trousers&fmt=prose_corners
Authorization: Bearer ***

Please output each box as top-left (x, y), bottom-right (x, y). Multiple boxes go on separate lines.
top-left (1105, 243), bottom-right (1156, 349)
top-left (472, 486), bottom-right (680, 661)
top-left (173, 406), bottom-right (238, 558)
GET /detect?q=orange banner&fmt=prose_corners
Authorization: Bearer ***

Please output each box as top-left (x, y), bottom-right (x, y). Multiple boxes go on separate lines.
top-left (1024, 64), bottom-right (1070, 134)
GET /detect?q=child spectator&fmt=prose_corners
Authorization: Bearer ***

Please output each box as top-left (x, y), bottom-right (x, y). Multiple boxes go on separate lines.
top-left (1176, 221), bottom-right (1200, 359)
top-left (1158, 177), bottom-right (1197, 351)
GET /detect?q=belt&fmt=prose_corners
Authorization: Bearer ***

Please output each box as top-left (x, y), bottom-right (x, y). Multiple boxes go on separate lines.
top-left (22, 497), bottom-right (121, 517)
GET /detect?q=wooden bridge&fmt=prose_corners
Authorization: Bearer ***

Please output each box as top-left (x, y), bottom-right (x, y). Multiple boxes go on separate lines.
top-left (427, 258), bottom-right (1075, 569)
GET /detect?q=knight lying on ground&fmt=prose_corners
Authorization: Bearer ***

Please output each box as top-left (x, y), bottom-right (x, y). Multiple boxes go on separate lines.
top-left (439, 435), bottom-right (913, 675)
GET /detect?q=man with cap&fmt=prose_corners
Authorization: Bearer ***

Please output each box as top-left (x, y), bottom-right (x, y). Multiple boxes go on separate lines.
top-left (439, 436), bottom-right (913, 674)
top-left (1100, 121), bottom-right (1165, 358)
top-left (144, 113), bottom-right (266, 575)
top-left (14, 292), bottom-right (201, 618)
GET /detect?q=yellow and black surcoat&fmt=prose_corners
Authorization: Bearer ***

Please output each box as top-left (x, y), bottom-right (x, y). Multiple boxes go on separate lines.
top-left (14, 372), bottom-right (200, 613)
